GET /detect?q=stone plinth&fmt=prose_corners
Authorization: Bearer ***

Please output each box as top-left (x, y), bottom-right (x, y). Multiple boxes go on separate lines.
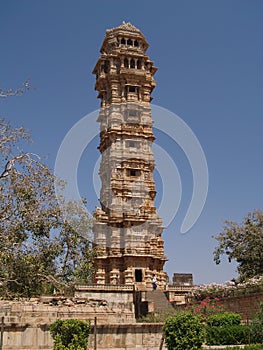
top-left (89, 323), bottom-right (166, 350)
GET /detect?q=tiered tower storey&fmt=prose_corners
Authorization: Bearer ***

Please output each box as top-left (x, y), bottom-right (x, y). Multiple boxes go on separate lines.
top-left (92, 22), bottom-right (167, 290)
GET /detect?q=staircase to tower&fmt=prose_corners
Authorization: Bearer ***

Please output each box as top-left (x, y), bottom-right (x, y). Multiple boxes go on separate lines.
top-left (135, 290), bottom-right (174, 318)
top-left (145, 291), bottom-right (174, 312)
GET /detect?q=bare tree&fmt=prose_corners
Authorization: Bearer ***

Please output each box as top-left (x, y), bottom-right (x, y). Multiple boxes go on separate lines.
top-left (0, 80), bottom-right (30, 98)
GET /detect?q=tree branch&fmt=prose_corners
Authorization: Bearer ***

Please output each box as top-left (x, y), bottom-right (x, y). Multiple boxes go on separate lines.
top-left (0, 153), bottom-right (41, 179)
top-left (0, 80), bottom-right (30, 98)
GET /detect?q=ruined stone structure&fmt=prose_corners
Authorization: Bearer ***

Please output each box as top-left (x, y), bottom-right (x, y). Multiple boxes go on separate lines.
top-left (92, 22), bottom-right (167, 289)
top-left (0, 297), bottom-right (165, 350)
top-left (173, 273), bottom-right (193, 286)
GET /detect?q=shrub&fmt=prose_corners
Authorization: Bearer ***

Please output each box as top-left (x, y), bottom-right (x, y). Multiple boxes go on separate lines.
top-left (50, 319), bottom-right (91, 350)
top-left (163, 312), bottom-right (205, 350)
top-left (137, 309), bottom-right (179, 323)
top-left (206, 324), bottom-right (250, 345)
top-left (185, 296), bottom-right (224, 316)
top-left (206, 312), bottom-right (242, 326)
top-left (250, 302), bottom-right (263, 344)
top-left (250, 320), bottom-right (263, 344)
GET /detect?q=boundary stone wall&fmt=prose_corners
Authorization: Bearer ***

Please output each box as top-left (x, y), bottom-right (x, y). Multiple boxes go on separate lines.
top-left (189, 292), bottom-right (263, 321)
top-left (219, 292), bottom-right (263, 320)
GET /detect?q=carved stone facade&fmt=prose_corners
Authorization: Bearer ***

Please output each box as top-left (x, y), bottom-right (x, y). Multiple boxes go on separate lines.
top-left (92, 22), bottom-right (167, 290)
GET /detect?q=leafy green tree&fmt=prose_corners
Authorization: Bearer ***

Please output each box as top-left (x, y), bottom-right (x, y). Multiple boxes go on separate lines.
top-left (213, 210), bottom-right (263, 281)
top-left (50, 319), bottom-right (90, 350)
top-left (0, 118), bottom-right (94, 298)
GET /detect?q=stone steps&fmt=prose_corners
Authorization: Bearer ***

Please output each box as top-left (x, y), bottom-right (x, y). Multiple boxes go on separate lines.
top-left (145, 291), bottom-right (174, 311)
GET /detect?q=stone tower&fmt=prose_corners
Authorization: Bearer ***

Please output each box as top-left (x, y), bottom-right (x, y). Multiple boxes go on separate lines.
top-left (92, 22), bottom-right (167, 290)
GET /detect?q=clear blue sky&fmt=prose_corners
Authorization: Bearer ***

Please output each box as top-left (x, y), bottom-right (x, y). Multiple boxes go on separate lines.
top-left (1, 1), bottom-right (263, 284)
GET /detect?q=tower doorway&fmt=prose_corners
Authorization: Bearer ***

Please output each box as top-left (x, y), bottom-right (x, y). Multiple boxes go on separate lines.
top-left (135, 269), bottom-right (143, 282)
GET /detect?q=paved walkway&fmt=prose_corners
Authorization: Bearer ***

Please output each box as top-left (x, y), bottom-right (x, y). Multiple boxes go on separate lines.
top-left (137, 345), bottom-right (247, 349)
top-left (203, 346), bottom-right (246, 349)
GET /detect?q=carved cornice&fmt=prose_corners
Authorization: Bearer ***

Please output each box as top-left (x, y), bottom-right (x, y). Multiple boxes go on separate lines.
top-left (106, 21), bottom-right (141, 34)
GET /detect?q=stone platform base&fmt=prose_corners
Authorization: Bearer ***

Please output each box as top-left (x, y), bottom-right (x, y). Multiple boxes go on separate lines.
top-left (1, 321), bottom-right (166, 350)
top-left (0, 284), bottom-right (191, 349)
top-left (89, 323), bottom-right (166, 350)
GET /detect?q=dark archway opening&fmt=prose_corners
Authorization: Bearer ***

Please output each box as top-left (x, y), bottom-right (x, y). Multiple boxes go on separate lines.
top-left (135, 269), bottom-right (143, 282)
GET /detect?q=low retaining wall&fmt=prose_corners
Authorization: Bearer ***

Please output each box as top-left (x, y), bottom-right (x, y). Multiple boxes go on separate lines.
top-left (3, 323), bottom-right (51, 350)
top-left (1, 321), bottom-right (166, 350)
top-left (0, 297), bottom-right (137, 349)
top-left (89, 323), bottom-right (165, 350)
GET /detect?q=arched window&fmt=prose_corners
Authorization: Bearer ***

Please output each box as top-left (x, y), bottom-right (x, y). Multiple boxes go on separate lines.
top-left (121, 38), bottom-right (125, 45)
top-left (130, 59), bottom-right (135, 69)
top-left (135, 269), bottom-right (143, 282)
top-left (137, 59), bottom-right (142, 69)
top-left (128, 110), bottom-right (137, 117)
top-left (134, 40), bottom-right (139, 47)
top-left (126, 140), bottom-right (136, 148)
top-left (128, 169), bottom-right (140, 177)
top-left (124, 58), bottom-right (129, 68)
top-left (127, 38), bottom-right (132, 46)
top-left (128, 86), bottom-right (136, 93)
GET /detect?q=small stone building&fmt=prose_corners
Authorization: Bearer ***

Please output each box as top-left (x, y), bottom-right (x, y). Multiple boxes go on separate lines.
top-left (173, 273), bottom-right (193, 286)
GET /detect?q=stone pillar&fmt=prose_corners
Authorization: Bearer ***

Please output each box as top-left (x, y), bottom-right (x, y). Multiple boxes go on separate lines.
top-left (110, 269), bottom-right (120, 285)
top-left (96, 269), bottom-right (106, 284)
top-left (125, 269), bottom-right (134, 285)
top-left (145, 269), bottom-right (153, 290)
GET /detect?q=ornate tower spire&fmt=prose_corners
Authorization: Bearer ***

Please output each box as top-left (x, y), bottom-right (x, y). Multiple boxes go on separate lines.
top-left (92, 22), bottom-right (167, 290)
